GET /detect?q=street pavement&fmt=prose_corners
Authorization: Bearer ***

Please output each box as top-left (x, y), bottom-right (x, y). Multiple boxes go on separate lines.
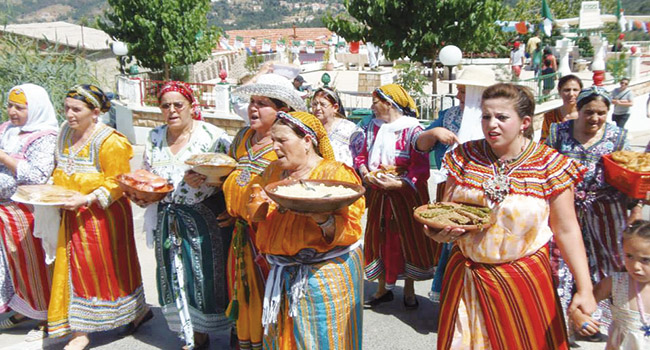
top-left (1, 87), bottom-right (649, 349)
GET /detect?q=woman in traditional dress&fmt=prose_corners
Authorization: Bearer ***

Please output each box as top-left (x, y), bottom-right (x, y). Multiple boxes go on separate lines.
top-left (356, 83), bottom-right (439, 309)
top-left (48, 85), bottom-right (149, 350)
top-left (539, 74), bottom-right (582, 143)
top-left (0, 84), bottom-right (58, 340)
top-left (309, 87), bottom-right (362, 167)
top-left (223, 73), bottom-right (305, 349)
top-left (546, 86), bottom-right (641, 338)
top-left (250, 111), bottom-right (364, 349)
top-left (429, 83), bottom-right (596, 349)
top-left (126, 81), bottom-right (233, 350)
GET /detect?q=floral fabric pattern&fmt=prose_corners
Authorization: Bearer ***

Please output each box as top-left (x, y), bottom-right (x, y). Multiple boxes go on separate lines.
top-left (0, 134), bottom-right (57, 200)
top-left (143, 121), bottom-right (232, 205)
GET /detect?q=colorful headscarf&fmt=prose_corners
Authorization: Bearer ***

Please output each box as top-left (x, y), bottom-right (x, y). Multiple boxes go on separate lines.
top-left (66, 84), bottom-right (111, 113)
top-left (577, 86), bottom-right (612, 107)
top-left (158, 81), bottom-right (203, 120)
top-left (276, 111), bottom-right (335, 160)
top-left (373, 84), bottom-right (418, 117)
top-left (313, 87), bottom-right (346, 118)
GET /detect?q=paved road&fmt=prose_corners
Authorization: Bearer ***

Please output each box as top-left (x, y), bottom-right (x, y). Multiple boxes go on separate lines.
top-left (1, 92), bottom-right (649, 349)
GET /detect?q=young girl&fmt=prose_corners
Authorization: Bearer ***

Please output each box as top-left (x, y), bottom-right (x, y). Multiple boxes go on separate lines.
top-left (571, 220), bottom-right (650, 349)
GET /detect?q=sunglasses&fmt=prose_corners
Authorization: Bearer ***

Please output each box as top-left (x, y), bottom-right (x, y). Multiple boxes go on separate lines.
top-left (160, 102), bottom-right (187, 110)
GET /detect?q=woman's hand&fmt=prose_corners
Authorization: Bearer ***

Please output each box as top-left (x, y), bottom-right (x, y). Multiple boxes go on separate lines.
top-left (123, 191), bottom-right (157, 208)
top-left (216, 210), bottom-right (235, 228)
top-left (568, 290), bottom-right (598, 323)
top-left (569, 308), bottom-right (601, 337)
top-left (184, 170), bottom-right (206, 188)
top-left (371, 174), bottom-right (404, 190)
top-left (423, 225), bottom-right (465, 243)
top-left (61, 193), bottom-right (91, 211)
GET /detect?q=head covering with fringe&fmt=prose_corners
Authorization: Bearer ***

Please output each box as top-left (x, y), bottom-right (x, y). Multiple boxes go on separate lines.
top-left (276, 111), bottom-right (335, 160)
top-left (66, 84), bottom-right (111, 113)
top-left (373, 84), bottom-right (418, 117)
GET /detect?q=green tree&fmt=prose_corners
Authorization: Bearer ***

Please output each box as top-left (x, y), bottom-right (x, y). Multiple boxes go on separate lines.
top-left (506, 0), bottom-right (617, 22)
top-left (324, 0), bottom-right (506, 93)
top-left (99, 0), bottom-right (221, 80)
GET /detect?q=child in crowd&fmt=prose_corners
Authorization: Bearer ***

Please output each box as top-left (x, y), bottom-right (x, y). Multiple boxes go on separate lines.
top-left (571, 220), bottom-right (650, 349)
top-left (541, 58), bottom-right (556, 96)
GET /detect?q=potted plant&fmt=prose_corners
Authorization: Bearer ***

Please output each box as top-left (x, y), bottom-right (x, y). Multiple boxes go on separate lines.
top-left (322, 47), bottom-right (334, 71)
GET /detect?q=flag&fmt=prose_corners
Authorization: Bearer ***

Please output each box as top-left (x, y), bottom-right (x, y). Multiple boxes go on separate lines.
top-left (541, 0), bottom-right (553, 36)
top-left (617, 0), bottom-right (627, 32)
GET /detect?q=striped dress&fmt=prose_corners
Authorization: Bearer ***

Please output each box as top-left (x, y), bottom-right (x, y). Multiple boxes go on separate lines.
top-left (546, 120), bottom-right (629, 333)
top-left (48, 122), bottom-right (146, 337)
top-left (438, 140), bottom-right (585, 350)
top-left (223, 127), bottom-right (275, 350)
top-left (355, 121), bottom-right (439, 286)
top-left (253, 159), bottom-right (365, 350)
top-left (0, 124), bottom-right (56, 319)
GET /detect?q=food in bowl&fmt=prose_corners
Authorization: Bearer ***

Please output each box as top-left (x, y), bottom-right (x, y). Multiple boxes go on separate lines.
top-left (273, 182), bottom-right (359, 198)
top-left (368, 165), bottom-right (406, 179)
top-left (15, 185), bottom-right (80, 204)
top-left (416, 202), bottom-right (491, 228)
top-left (185, 153), bottom-right (237, 167)
top-left (119, 169), bottom-right (170, 192)
top-left (610, 150), bottom-right (650, 172)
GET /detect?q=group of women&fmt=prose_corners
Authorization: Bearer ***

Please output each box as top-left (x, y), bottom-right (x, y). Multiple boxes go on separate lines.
top-left (0, 68), bottom-right (643, 350)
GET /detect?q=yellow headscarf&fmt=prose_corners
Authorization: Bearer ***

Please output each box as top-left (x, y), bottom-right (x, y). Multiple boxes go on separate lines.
top-left (8, 88), bottom-right (27, 105)
top-left (276, 111), bottom-right (335, 160)
top-left (374, 83), bottom-right (419, 117)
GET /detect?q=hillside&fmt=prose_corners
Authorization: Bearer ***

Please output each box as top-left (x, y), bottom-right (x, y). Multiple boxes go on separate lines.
top-left (2, 0), bottom-right (648, 30)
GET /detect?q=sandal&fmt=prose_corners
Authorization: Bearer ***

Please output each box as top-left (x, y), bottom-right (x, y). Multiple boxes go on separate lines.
top-left (0, 314), bottom-right (28, 330)
top-left (25, 324), bottom-right (47, 342)
top-left (123, 308), bottom-right (154, 336)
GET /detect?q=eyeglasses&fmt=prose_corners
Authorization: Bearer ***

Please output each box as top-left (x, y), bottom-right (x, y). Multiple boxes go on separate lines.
top-left (160, 102), bottom-right (186, 110)
top-left (310, 100), bottom-right (332, 109)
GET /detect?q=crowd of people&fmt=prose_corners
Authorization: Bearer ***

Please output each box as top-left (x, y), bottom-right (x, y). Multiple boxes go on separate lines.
top-left (0, 65), bottom-right (648, 350)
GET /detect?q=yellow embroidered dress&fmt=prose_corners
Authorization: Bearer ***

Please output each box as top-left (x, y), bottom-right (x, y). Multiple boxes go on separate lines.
top-left (223, 127), bottom-right (276, 350)
top-left (48, 122), bottom-right (146, 337)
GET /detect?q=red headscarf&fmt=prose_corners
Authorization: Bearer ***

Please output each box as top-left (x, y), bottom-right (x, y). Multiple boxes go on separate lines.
top-left (158, 81), bottom-right (203, 120)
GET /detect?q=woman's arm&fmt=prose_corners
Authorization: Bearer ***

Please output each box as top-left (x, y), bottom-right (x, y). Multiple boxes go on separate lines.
top-left (14, 133), bottom-right (57, 185)
top-left (549, 187), bottom-right (597, 316)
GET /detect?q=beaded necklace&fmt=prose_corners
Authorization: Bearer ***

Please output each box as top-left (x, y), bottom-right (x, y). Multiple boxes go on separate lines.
top-left (482, 139), bottom-right (531, 205)
top-left (634, 279), bottom-right (650, 337)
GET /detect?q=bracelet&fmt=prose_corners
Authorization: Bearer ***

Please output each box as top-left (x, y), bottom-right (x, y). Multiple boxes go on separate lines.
top-left (317, 215), bottom-right (335, 229)
top-left (636, 202), bottom-right (644, 208)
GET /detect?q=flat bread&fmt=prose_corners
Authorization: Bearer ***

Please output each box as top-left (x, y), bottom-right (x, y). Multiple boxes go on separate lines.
top-left (16, 185), bottom-right (80, 203)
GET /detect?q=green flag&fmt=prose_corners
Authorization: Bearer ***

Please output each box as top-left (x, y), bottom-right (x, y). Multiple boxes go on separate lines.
top-left (541, 0), bottom-right (553, 20)
top-left (616, 0), bottom-right (623, 19)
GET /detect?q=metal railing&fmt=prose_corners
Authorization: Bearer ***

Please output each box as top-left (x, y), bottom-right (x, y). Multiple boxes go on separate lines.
top-left (515, 71), bottom-right (561, 103)
top-left (337, 90), bottom-right (458, 122)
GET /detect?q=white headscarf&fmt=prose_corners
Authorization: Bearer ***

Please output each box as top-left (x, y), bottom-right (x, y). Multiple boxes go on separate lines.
top-left (455, 85), bottom-right (487, 145)
top-left (1, 84), bottom-right (58, 152)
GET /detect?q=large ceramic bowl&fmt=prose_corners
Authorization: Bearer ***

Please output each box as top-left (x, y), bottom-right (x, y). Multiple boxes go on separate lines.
top-left (264, 179), bottom-right (365, 213)
top-left (185, 153), bottom-right (237, 184)
top-left (117, 174), bottom-right (174, 203)
top-left (413, 202), bottom-right (492, 232)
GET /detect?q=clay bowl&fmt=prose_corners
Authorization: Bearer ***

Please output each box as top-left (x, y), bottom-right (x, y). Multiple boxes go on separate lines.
top-left (117, 174), bottom-right (174, 203)
top-left (264, 179), bottom-right (365, 213)
top-left (413, 202), bottom-right (491, 232)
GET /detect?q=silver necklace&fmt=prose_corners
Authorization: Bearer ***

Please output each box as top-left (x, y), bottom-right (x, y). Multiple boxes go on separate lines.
top-left (482, 140), bottom-right (531, 204)
top-left (64, 124), bottom-right (97, 175)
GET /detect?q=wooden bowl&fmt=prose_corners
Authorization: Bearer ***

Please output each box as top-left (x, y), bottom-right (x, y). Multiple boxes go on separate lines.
top-left (264, 179), bottom-right (365, 213)
top-left (413, 202), bottom-right (491, 232)
top-left (117, 174), bottom-right (174, 203)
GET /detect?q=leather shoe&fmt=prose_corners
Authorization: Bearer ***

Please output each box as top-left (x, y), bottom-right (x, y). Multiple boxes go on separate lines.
top-left (364, 290), bottom-right (394, 309)
top-left (404, 295), bottom-right (419, 310)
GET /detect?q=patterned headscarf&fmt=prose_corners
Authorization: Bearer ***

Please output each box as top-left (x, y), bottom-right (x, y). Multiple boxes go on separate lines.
top-left (66, 84), bottom-right (111, 113)
top-left (374, 84), bottom-right (418, 117)
top-left (313, 87), bottom-right (346, 118)
top-left (577, 86), bottom-right (612, 107)
top-left (276, 111), bottom-right (335, 160)
top-left (158, 81), bottom-right (203, 121)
